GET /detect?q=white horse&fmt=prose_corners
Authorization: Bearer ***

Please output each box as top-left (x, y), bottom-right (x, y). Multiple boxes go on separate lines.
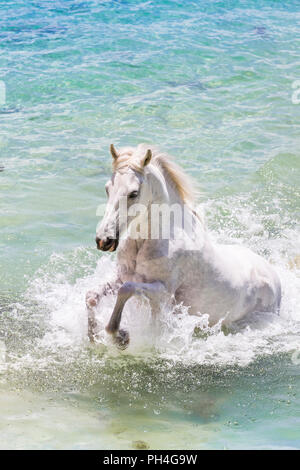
top-left (86, 144), bottom-right (281, 348)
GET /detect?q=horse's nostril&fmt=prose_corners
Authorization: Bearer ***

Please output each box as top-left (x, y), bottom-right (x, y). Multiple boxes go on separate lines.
top-left (103, 237), bottom-right (113, 249)
top-left (96, 236), bottom-right (118, 252)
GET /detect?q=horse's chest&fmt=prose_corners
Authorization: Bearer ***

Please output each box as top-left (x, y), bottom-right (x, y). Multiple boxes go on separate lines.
top-left (117, 240), bottom-right (140, 282)
top-left (117, 240), bottom-right (170, 284)
top-left (118, 256), bottom-right (137, 283)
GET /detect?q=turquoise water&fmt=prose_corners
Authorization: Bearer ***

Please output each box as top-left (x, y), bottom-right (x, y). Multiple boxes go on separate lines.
top-left (0, 0), bottom-right (300, 449)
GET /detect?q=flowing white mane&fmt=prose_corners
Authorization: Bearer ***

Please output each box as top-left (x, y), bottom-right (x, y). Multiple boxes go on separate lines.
top-left (112, 144), bottom-right (197, 205)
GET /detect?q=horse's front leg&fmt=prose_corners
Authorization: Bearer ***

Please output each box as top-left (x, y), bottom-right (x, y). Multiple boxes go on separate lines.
top-left (105, 281), bottom-right (166, 349)
top-left (86, 280), bottom-right (120, 342)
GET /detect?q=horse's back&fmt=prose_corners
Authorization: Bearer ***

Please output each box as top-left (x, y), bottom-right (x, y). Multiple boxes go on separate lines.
top-left (216, 243), bottom-right (281, 321)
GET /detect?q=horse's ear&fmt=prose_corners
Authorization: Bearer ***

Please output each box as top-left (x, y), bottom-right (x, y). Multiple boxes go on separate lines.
top-left (110, 144), bottom-right (119, 161)
top-left (142, 149), bottom-right (152, 167)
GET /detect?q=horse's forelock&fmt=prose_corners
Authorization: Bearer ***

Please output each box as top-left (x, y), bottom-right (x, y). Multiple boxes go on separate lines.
top-left (112, 145), bottom-right (146, 173)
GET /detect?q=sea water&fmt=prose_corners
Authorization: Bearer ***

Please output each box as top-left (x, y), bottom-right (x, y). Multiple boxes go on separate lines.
top-left (0, 0), bottom-right (299, 449)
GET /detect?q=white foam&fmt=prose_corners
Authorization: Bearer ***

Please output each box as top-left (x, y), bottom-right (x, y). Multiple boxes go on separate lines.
top-left (25, 212), bottom-right (300, 367)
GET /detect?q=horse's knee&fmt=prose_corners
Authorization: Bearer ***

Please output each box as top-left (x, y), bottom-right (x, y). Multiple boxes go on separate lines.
top-left (118, 282), bottom-right (135, 299)
top-left (86, 290), bottom-right (99, 308)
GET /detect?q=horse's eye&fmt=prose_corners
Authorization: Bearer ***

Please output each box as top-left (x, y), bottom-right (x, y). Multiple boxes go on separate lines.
top-left (128, 191), bottom-right (138, 199)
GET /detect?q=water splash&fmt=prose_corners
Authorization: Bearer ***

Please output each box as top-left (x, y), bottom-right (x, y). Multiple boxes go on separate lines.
top-left (6, 194), bottom-right (297, 373)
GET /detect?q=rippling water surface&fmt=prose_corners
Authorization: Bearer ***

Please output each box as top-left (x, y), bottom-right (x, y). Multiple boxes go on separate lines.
top-left (0, 0), bottom-right (299, 449)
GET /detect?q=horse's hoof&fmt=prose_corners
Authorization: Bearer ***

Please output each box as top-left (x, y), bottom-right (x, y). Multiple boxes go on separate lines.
top-left (86, 291), bottom-right (99, 308)
top-left (114, 329), bottom-right (130, 350)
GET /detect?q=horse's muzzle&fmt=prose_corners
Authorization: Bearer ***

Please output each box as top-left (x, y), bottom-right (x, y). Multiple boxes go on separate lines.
top-left (96, 236), bottom-right (119, 252)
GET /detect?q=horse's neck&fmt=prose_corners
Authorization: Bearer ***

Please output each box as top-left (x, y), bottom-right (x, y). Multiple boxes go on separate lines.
top-left (148, 164), bottom-right (183, 205)
top-left (118, 165), bottom-right (206, 268)
top-left (150, 164), bottom-right (203, 235)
